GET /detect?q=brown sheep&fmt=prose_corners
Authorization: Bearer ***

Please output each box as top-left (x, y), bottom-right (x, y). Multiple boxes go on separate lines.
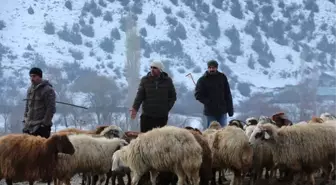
top-left (0, 134), bottom-right (75, 185)
top-left (271, 112), bottom-right (293, 127)
top-left (308, 116), bottom-right (324, 124)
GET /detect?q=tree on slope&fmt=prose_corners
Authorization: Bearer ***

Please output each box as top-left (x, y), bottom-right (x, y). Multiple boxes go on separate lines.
top-left (124, 13), bottom-right (141, 131)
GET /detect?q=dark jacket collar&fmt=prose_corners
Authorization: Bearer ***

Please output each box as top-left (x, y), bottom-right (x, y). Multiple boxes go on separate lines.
top-left (146, 71), bottom-right (169, 80)
top-left (203, 71), bottom-right (223, 77)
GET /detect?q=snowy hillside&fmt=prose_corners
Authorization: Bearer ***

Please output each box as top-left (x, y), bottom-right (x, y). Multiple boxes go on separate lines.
top-left (0, 0), bottom-right (335, 105)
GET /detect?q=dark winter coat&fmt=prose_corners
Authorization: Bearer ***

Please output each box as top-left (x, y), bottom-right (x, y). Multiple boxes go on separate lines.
top-left (132, 72), bottom-right (176, 118)
top-left (194, 71), bottom-right (234, 116)
top-left (24, 80), bottom-right (56, 130)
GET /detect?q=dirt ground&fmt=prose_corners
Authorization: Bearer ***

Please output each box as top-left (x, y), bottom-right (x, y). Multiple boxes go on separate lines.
top-left (0, 173), bottom-right (334, 185)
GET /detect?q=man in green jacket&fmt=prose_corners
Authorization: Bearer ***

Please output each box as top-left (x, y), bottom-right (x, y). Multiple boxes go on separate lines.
top-left (130, 61), bottom-right (177, 132)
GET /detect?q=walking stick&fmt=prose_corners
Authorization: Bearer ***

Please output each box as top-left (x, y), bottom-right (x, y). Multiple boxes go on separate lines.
top-left (23, 99), bottom-right (88, 109)
top-left (186, 73), bottom-right (196, 86)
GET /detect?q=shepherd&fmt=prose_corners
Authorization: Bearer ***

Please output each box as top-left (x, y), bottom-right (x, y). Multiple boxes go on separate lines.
top-left (23, 67), bottom-right (56, 138)
top-left (194, 60), bottom-right (234, 128)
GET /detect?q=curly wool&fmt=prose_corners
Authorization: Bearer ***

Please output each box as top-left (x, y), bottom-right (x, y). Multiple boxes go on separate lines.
top-left (0, 134), bottom-right (74, 183)
top-left (250, 123), bottom-right (336, 173)
top-left (113, 126), bottom-right (203, 185)
top-left (55, 134), bottom-right (128, 183)
top-left (212, 126), bottom-right (253, 172)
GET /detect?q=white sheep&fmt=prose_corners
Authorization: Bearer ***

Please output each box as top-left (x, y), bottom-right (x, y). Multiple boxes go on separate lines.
top-left (207, 126), bottom-right (253, 185)
top-left (54, 134), bottom-right (128, 185)
top-left (320, 112), bottom-right (336, 122)
top-left (112, 126), bottom-right (203, 185)
top-left (249, 123), bottom-right (336, 185)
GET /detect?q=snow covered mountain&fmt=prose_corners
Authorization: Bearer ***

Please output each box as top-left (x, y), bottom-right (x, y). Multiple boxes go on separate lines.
top-left (0, 0), bottom-right (335, 105)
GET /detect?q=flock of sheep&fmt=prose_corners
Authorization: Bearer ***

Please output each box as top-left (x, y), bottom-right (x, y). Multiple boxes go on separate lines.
top-left (0, 112), bottom-right (335, 185)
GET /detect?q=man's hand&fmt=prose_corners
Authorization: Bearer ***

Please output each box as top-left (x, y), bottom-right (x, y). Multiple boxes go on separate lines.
top-left (129, 108), bottom-right (137, 120)
top-left (229, 112), bottom-right (234, 117)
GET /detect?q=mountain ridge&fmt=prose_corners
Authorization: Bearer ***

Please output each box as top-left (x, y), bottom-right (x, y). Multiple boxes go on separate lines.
top-left (0, 0), bottom-right (335, 106)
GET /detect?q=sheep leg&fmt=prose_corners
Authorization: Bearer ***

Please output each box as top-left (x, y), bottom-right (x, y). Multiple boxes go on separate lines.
top-left (218, 170), bottom-right (222, 185)
top-left (249, 170), bottom-right (257, 185)
top-left (5, 179), bottom-right (12, 185)
top-left (111, 173), bottom-right (117, 185)
top-left (66, 179), bottom-right (71, 185)
top-left (117, 175), bottom-right (126, 185)
top-left (131, 172), bottom-right (142, 185)
top-left (320, 164), bottom-right (334, 185)
top-left (98, 175), bottom-right (107, 185)
top-left (82, 173), bottom-right (86, 185)
top-left (105, 171), bottom-right (112, 185)
top-left (308, 173), bottom-right (315, 185)
top-left (223, 169), bottom-right (228, 181)
top-left (230, 170), bottom-right (242, 185)
top-left (211, 169), bottom-right (217, 185)
top-left (92, 175), bottom-right (99, 185)
top-left (149, 171), bottom-right (159, 185)
top-left (185, 168), bottom-right (200, 185)
top-left (175, 170), bottom-right (186, 185)
top-left (127, 171), bottom-right (132, 185)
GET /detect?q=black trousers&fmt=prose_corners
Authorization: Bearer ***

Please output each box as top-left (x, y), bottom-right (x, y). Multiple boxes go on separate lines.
top-left (140, 114), bottom-right (168, 133)
top-left (30, 126), bottom-right (51, 138)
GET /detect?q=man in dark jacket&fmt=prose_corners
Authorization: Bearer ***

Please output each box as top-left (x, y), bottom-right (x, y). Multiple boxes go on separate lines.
top-left (23, 67), bottom-right (56, 138)
top-left (194, 60), bottom-right (234, 127)
top-left (130, 61), bottom-right (177, 132)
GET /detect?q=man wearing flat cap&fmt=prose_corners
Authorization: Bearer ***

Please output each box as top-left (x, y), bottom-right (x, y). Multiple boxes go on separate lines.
top-left (194, 60), bottom-right (234, 128)
top-left (130, 60), bottom-right (176, 132)
top-left (23, 67), bottom-right (56, 138)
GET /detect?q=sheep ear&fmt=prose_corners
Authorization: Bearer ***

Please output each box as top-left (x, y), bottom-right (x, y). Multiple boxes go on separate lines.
top-left (264, 131), bottom-right (271, 140)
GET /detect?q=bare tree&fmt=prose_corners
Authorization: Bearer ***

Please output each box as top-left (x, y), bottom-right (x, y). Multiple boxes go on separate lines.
top-left (45, 65), bottom-right (73, 128)
top-left (236, 92), bottom-right (282, 120)
top-left (124, 13), bottom-right (141, 131)
top-left (71, 71), bottom-right (122, 125)
top-left (297, 58), bottom-right (320, 120)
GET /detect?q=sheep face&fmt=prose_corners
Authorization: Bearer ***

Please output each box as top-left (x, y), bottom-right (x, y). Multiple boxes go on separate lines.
top-left (49, 135), bottom-right (75, 155)
top-left (101, 126), bottom-right (124, 138)
top-left (228, 120), bottom-right (244, 129)
top-left (184, 126), bottom-right (202, 135)
top-left (245, 117), bottom-right (258, 126)
top-left (209, 121), bottom-right (221, 130)
top-left (244, 125), bottom-right (256, 138)
top-left (248, 124), bottom-right (276, 145)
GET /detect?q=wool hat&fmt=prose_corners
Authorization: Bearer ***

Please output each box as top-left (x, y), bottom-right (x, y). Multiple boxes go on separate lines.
top-left (150, 61), bottom-right (164, 71)
top-left (29, 67), bottom-right (43, 78)
top-left (207, 60), bottom-right (218, 68)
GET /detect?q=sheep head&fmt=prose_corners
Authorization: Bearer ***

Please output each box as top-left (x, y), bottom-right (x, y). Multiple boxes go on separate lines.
top-left (184, 126), bottom-right (202, 135)
top-left (309, 116), bottom-right (324, 124)
top-left (320, 112), bottom-right (336, 121)
top-left (228, 119), bottom-right (244, 129)
top-left (47, 134), bottom-right (75, 155)
top-left (100, 125), bottom-right (124, 138)
top-left (209, 121), bottom-right (221, 130)
top-left (248, 123), bottom-right (278, 145)
top-left (94, 125), bottom-right (109, 134)
top-left (246, 117), bottom-right (258, 126)
top-left (271, 112), bottom-right (292, 127)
